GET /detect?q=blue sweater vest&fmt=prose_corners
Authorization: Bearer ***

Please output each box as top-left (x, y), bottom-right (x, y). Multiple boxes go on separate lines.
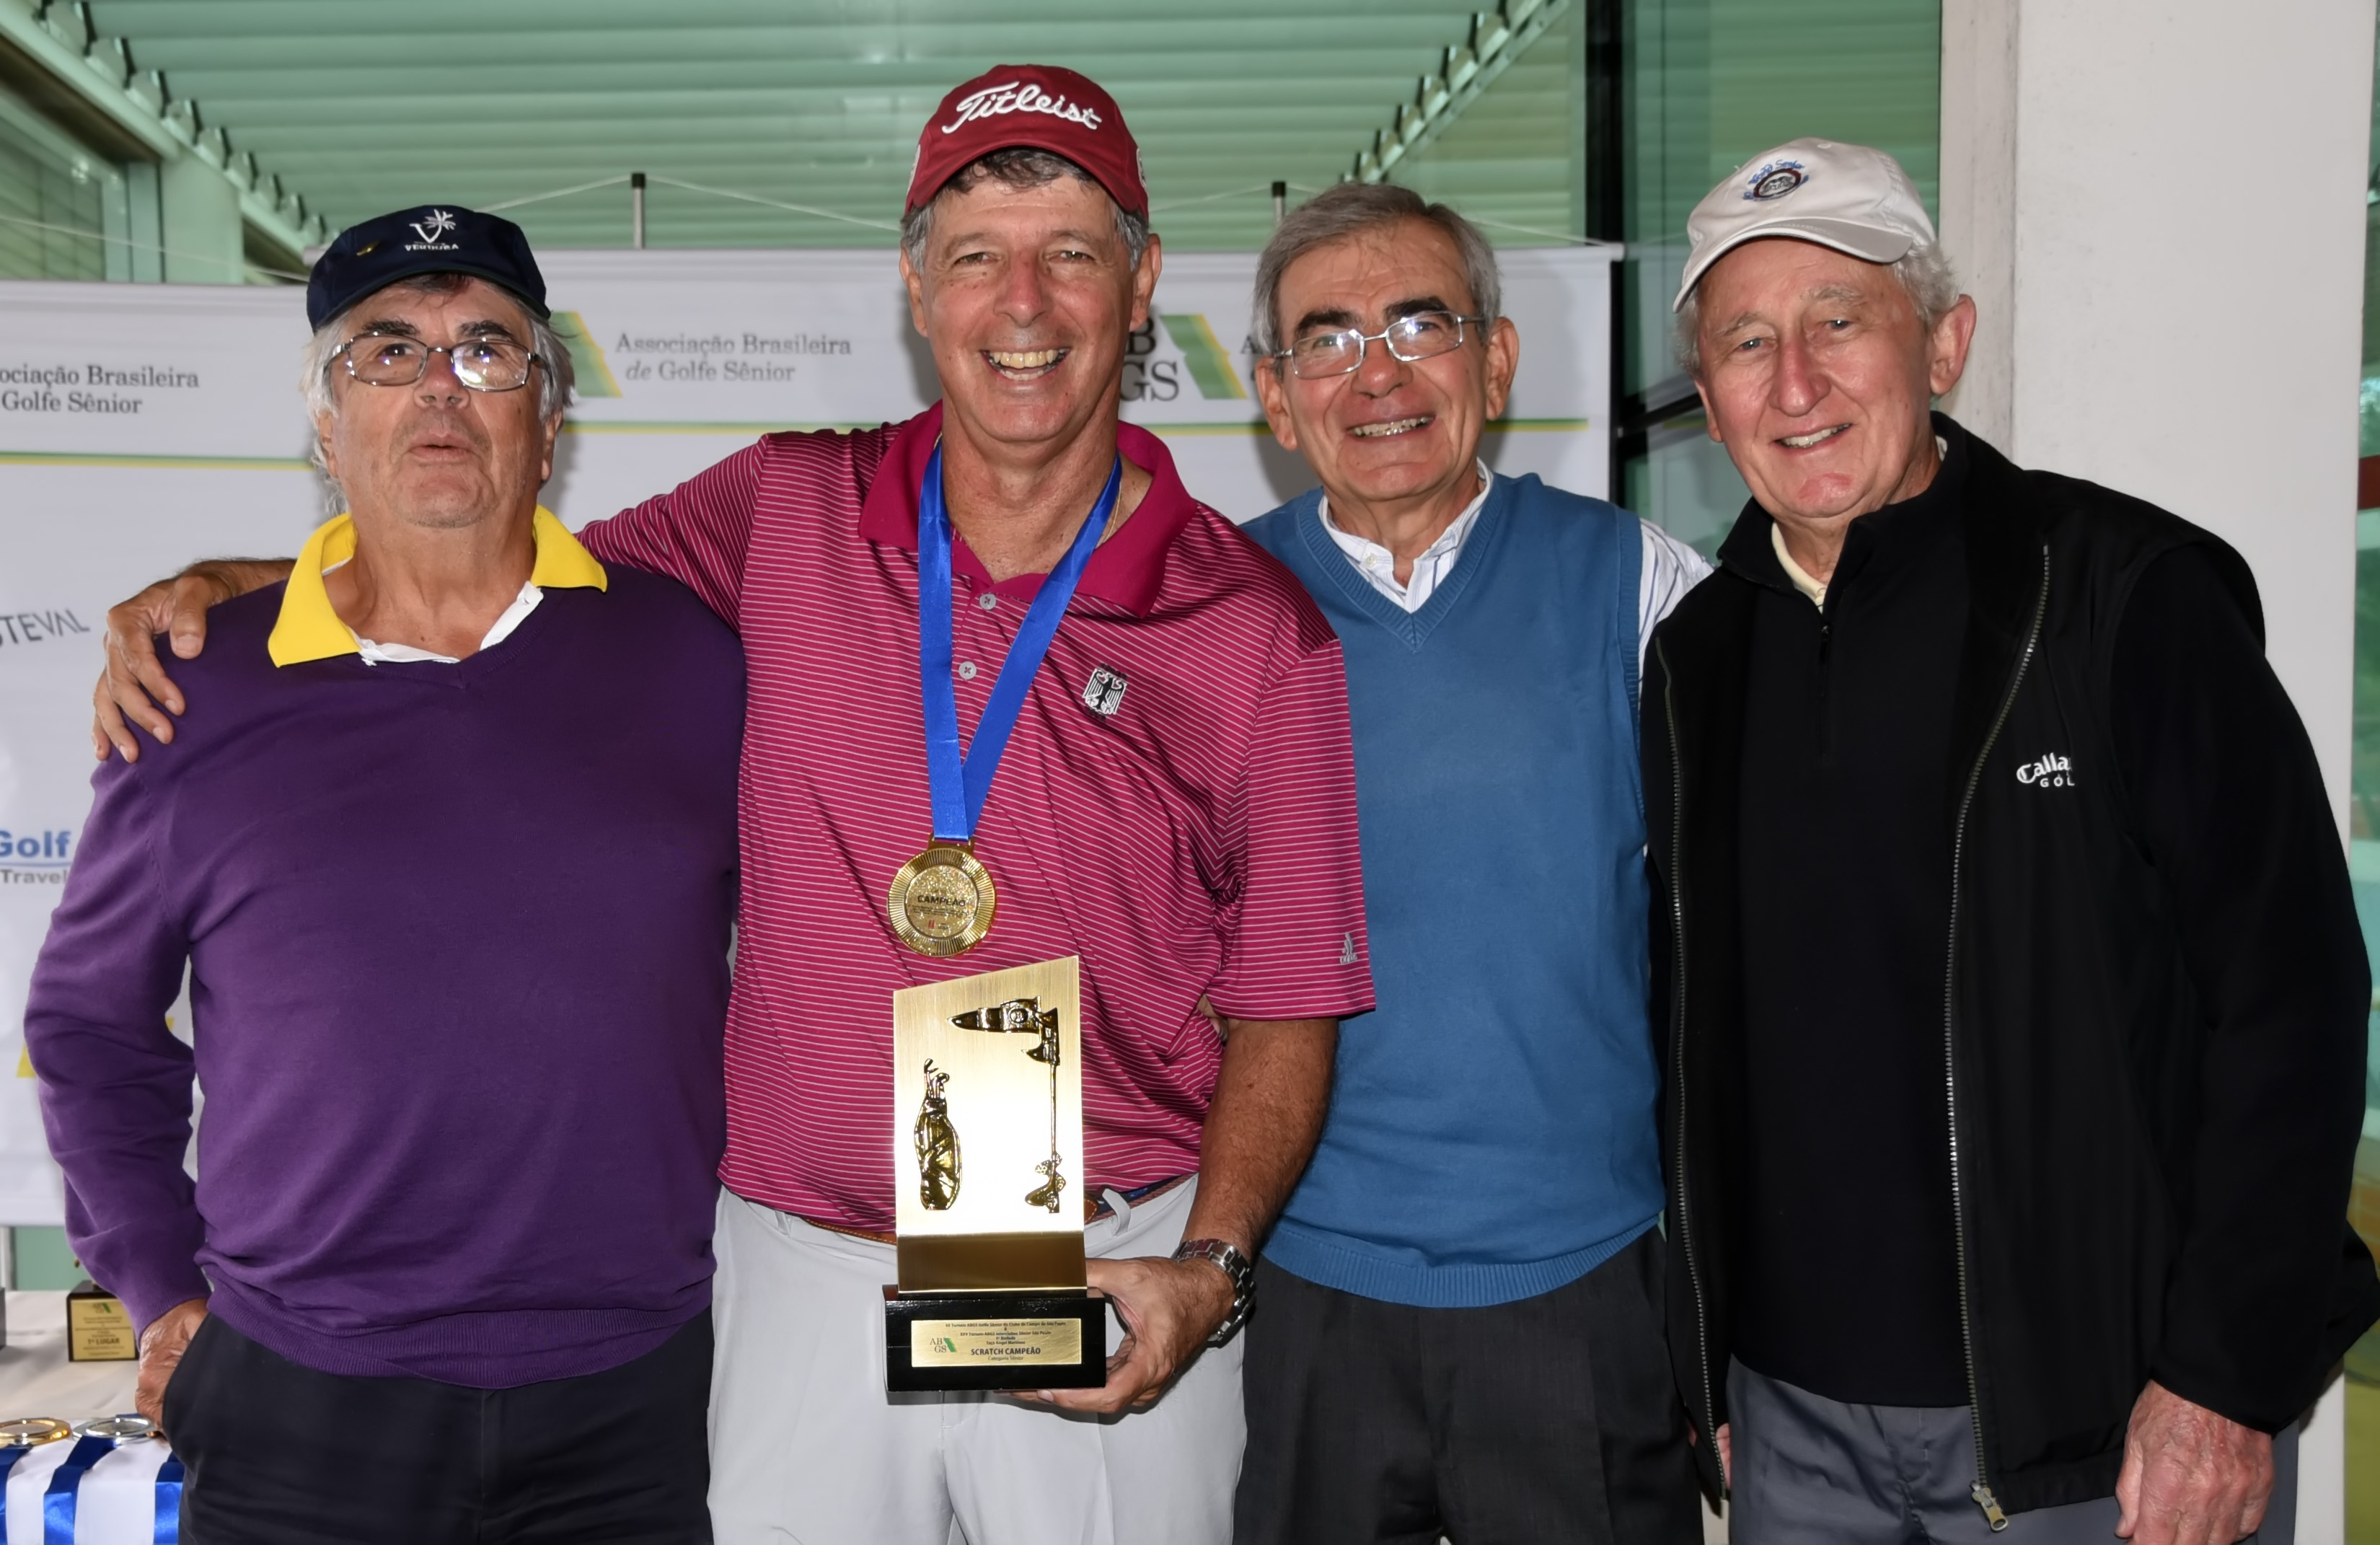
top-left (1243, 475), bottom-right (1662, 1308)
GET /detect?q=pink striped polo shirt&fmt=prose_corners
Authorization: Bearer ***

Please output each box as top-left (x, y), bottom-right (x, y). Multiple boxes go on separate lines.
top-left (578, 405), bottom-right (1374, 1231)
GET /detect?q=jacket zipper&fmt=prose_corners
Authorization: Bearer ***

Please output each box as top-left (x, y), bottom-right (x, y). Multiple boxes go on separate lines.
top-left (1944, 542), bottom-right (2049, 1532)
top-left (1657, 635), bottom-right (1719, 1494)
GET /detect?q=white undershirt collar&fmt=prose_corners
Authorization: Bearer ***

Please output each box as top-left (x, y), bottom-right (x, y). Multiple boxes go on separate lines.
top-left (1318, 460), bottom-right (1494, 614)
top-left (320, 559), bottom-right (544, 664)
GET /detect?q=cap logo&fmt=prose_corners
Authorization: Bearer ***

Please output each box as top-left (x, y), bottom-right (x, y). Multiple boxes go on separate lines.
top-left (1744, 162), bottom-right (1808, 201)
top-left (940, 81), bottom-right (1102, 136)
top-left (405, 208), bottom-right (461, 251)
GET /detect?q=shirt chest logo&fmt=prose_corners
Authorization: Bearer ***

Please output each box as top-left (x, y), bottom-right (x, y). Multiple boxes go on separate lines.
top-left (1081, 664), bottom-right (1128, 718)
top-left (2016, 752), bottom-right (2075, 789)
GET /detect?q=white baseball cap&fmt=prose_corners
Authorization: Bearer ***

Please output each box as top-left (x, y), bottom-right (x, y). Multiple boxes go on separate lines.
top-left (1671, 137), bottom-right (1936, 312)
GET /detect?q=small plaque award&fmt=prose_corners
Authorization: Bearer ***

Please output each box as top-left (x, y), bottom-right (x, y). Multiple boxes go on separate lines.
top-left (884, 956), bottom-right (1106, 1391)
top-left (66, 1280), bottom-right (133, 1362)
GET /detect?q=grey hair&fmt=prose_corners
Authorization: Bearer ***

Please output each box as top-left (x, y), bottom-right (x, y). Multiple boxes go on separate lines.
top-left (900, 147), bottom-right (1151, 270)
top-left (1674, 240), bottom-right (1960, 376)
top-left (1251, 182), bottom-right (1502, 360)
top-left (300, 273), bottom-right (575, 504)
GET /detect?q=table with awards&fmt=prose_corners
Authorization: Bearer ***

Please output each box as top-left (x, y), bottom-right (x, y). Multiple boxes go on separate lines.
top-left (0, 1293), bottom-right (180, 1543)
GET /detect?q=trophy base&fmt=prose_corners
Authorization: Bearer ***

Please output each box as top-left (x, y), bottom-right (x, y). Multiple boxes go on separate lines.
top-left (883, 1286), bottom-right (1109, 1392)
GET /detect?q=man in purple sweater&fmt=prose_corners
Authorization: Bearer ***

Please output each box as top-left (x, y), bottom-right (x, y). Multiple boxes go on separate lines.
top-left (25, 208), bottom-right (744, 1542)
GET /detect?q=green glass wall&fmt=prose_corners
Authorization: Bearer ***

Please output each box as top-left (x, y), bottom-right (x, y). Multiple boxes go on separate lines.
top-left (2345, 25), bottom-right (2380, 1537)
top-left (0, 81), bottom-right (133, 281)
top-left (1616, 0), bottom-right (1941, 552)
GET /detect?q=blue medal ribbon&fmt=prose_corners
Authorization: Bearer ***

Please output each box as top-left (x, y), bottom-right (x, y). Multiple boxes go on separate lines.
top-left (43, 1435), bottom-right (112, 1544)
top-left (0, 1443), bottom-right (30, 1526)
top-left (917, 444), bottom-right (1120, 844)
top-left (153, 1456), bottom-right (185, 1544)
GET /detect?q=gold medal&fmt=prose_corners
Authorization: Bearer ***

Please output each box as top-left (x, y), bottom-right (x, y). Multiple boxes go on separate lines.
top-left (889, 842), bottom-right (997, 956)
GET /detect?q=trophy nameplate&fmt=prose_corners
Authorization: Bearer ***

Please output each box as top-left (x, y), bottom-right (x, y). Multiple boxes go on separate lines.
top-left (66, 1280), bottom-right (128, 1362)
top-left (885, 956), bottom-right (1106, 1391)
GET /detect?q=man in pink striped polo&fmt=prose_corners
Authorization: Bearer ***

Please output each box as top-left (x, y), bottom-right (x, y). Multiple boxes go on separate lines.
top-left (91, 66), bottom-right (1372, 1545)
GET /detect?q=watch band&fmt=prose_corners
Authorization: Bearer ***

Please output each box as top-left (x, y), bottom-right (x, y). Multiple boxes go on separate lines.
top-left (1173, 1236), bottom-right (1256, 1346)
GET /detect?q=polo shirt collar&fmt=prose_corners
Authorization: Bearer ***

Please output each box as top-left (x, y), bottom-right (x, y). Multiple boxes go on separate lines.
top-left (856, 402), bottom-right (1195, 616)
top-left (268, 506), bottom-right (607, 667)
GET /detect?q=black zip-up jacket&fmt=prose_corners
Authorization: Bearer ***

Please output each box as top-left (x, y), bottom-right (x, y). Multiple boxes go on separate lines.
top-left (1644, 416), bottom-right (2379, 1518)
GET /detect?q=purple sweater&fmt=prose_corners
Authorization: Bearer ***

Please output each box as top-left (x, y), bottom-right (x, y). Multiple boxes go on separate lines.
top-left (27, 570), bottom-right (744, 1387)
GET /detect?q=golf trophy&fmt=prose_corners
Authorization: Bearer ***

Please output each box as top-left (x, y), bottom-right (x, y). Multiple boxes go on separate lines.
top-left (883, 956), bottom-right (1106, 1391)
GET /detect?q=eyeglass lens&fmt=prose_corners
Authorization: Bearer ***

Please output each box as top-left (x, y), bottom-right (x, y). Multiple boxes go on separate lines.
top-left (345, 335), bottom-right (535, 392)
top-left (1288, 312), bottom-right (1469, 379)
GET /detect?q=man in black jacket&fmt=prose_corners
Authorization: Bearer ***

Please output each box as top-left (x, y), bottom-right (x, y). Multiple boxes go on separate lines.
top-left (1645, 136), bottom-right (2378, 1545)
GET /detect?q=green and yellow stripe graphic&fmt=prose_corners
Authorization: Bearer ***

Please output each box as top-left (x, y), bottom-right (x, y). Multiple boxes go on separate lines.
top-left (550, 310), bottom-right (622, 398)
top-left (1158, 314), bottom-right (1248, 402)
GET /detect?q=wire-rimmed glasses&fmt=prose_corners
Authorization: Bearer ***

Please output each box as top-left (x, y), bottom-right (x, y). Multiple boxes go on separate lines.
top-left (1271, 310), bottom-right (1487, 379)
top-left (332, 332), bottom-right (543, 393)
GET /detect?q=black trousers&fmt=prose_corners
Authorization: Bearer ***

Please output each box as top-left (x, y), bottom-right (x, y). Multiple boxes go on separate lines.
top-left (1234, 1229), bottom-right (1702, 1545)
top-left (164, 1309), bottom-right (713, 1544)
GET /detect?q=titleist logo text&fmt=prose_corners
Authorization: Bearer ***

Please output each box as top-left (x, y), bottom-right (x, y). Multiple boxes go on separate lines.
top-left (942, 82), bottom-right (1102, 135)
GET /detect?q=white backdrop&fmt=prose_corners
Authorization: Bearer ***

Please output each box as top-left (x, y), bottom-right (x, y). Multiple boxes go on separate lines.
top-left (0, 245), bottom-right (1614, 1225)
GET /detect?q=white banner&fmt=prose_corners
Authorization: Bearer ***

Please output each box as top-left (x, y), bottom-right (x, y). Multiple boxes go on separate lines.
top-left (534, 248), bottom-right (1613, 530)
top-left (0, 245), bottom-right (1613, 1224)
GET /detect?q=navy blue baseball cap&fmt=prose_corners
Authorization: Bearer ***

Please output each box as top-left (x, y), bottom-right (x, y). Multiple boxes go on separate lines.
top-left (306, 205), bottom-right (549, 330)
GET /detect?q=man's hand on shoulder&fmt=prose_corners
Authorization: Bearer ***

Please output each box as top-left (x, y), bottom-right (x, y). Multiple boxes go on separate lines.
top-left (93, 559), bottom-right (294, 762)
top-left (134, 1296), bottom-right (208, 1430)
top-left (1021, 1253), bottom-right (1233, 1414)
top-left (2115, 1380), bottom-right (2274, 1545)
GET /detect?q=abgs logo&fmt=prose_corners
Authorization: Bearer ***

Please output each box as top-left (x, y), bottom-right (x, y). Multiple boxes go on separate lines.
top-left (1119, 316), bottom-right (1251, 405)
top-left (1121, 321), bottom-right (1181, 403)
top-left (2016, 752), bottom-right (2075, 789)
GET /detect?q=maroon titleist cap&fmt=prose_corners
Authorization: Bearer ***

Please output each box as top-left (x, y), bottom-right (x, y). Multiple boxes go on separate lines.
top-left (904, 64), bottom-right (1148, 221)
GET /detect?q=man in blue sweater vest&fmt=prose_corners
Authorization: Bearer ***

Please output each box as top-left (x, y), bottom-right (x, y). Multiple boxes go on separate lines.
top-left (1231, 182), bottom-right (1708, 1542)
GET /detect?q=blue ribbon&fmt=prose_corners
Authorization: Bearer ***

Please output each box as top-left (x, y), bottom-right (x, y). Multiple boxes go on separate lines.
top-left (154, 1456), bottom-right (184, 1544)
top-left (43, 1435), bottom-right (112, 1544)
top-left (917, 444), bottom-right (1119, 842)
top-left (0, 1443), bottom-right (30, 1527)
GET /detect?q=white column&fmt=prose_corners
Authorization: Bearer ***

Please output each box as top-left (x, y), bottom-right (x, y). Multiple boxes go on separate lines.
top-left (1941, 4), bottom-right (2378, 1539)
top-left (1933, 0), bottom-right (2017, 453)
top-left (1941, 0), bottom-right (2374, 815)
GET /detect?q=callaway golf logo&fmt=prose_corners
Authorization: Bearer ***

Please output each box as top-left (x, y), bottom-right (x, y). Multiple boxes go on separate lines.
top-left (405, 209), bottom-right (461, 252)
top-left (2016, 752), bottom-right (2076, 789)
top-left (940, 82), bottom-right (1103, 135)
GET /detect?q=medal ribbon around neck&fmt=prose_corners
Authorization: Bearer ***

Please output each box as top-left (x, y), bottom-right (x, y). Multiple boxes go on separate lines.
top-left (891, 441), bottom-right (1121, 956)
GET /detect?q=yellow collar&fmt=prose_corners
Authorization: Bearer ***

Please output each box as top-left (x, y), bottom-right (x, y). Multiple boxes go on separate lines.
top-left (268, 507), bottom-right (607, 667)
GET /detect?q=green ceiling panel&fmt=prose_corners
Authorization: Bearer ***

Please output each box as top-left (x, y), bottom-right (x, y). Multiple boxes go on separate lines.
top-left (78, 0), bottom-right (1591, 252)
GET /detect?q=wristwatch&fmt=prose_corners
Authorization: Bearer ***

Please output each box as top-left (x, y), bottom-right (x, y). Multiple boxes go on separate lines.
top-left (1172, 1237), bottom-right (1256, 1346)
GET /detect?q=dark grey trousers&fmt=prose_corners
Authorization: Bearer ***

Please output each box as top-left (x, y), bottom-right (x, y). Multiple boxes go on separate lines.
top-left (167, 1311), bottom-right (715, 1544)
top-left (1234, 1228), bottom-right (1702, 1545)
top-left (1727, 1360), bottom-right (2299, 1544)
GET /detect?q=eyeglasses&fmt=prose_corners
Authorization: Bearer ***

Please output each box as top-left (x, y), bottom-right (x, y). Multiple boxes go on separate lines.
top-left (1271, 310), bottom-right (1486, 379)
top-left (333, 332), bottom-right (543, 393)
